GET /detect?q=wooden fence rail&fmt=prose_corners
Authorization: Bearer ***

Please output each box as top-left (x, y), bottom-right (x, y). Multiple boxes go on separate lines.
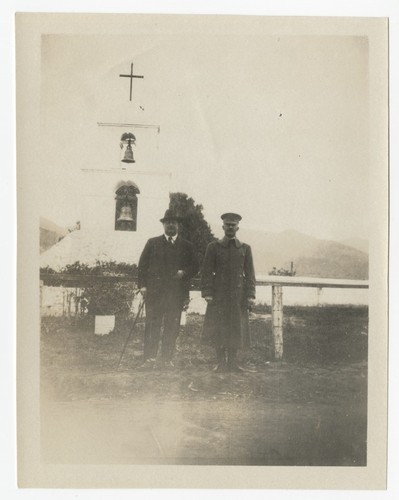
top-left (40, 273), bottom-right (369, 359)
top-left (256, 276), bottom-right (368, 359)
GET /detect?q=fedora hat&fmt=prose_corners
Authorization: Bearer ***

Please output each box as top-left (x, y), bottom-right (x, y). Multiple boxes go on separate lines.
top-left (160, 209), bottom-right (183, 223)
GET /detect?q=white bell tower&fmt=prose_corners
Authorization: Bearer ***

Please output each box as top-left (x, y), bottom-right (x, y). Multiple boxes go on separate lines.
top-left (41, 59), bottom-right (172, 269)
top-left (80, 121), bottom-right (170, 243)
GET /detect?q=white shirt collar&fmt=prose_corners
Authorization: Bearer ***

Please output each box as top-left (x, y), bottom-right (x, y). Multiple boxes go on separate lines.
top-left (164, 233), bottom-right (178, 243)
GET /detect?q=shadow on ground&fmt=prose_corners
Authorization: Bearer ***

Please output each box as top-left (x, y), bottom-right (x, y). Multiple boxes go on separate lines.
top-left (40, 306), bottom-right (368, 466)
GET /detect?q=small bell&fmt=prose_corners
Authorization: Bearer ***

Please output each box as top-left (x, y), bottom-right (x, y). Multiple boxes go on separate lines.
top-left (117, 205), bottom-right (134, 222)
top-left (122, 139), bottom-right (135, 163)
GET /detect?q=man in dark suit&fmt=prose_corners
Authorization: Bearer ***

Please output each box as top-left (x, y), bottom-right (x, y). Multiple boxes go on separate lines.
top-left (201, 213), bottom-right (256, 372)
top-left (138, 209), bottom-right (199, 369)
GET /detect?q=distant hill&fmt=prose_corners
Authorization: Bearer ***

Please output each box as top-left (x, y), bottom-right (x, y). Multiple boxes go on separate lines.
top-left (237, 229), bottom-right (368, 279)
top-left (40, 218), bottom-right (368, 280)
top-left (40, 217), bottom-right (69, 254)
top-left (340, 237), bottom-right (368, 254)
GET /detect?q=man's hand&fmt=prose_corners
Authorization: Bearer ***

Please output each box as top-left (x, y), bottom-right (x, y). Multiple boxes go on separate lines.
top-left (204, 296), bottom-right (213, 303)
top-left (175, 270), bottom-right (185, 280)
top-left (139, 287), bottom-right (147, 299)
top-left (247, 298), bottom-right (256, 309)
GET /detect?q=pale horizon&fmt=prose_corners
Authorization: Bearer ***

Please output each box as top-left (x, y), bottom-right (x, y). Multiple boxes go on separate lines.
top-left (40, 28), bottom-right (370, 242)
top-left (40, 211), bottom-right (369, 247)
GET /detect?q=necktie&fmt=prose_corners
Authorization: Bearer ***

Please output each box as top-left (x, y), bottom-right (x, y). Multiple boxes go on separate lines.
top-left (168, 236), bottom-right (174, 245)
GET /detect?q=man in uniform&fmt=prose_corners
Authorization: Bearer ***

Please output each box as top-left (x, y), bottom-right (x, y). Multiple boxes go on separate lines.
top-left (201, 213), bottom-right (256, 372)
top-left (138, 209), bottom-right (198, 369)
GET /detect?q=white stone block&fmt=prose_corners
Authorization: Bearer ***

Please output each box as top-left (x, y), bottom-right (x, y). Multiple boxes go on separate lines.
top-left (94, 315), bottom-right (115, 335)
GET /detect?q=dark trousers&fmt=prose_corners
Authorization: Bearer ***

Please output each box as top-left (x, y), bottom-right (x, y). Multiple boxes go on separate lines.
top-left (143, 293), bottom-right (183, 361)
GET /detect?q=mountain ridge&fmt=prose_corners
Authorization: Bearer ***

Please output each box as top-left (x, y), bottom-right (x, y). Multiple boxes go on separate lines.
top-left (40, 217), bottom-right (69, 254)
top-left (41, 216), bottom-right (368, 280)
top-left (236, 228), bottom-right (368, 279)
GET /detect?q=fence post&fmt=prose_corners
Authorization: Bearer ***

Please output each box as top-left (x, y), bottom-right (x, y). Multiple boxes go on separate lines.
top-left (272, 285), bottom-right (283, 359)
top-left (316, 286), bottom-right (324, 307)
top-left (40, 280), bottom-right (44, 316)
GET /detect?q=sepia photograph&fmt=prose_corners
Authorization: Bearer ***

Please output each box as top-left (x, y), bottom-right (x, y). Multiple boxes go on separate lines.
top-left (16, 11), bottom-right (389, 490)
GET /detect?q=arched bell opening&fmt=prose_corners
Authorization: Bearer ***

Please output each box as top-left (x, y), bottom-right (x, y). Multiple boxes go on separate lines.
top-left (114, 183), bottom-right (140, 232)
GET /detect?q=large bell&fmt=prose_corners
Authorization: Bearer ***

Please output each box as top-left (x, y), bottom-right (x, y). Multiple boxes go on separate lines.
top-left (122, 139), bottom-right (135, 163)
top-left (117, 205), bottom-right (134, 222)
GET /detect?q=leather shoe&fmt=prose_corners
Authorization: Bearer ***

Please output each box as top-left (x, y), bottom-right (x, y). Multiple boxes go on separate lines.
top-left (213, 363), bottom-right (227, 373)
top-left (138, 358), bottom-right (156, 370)
top-left (228, 362), bottom-right (245, 373)
top-left (162, 360), bottom-right (175, 370)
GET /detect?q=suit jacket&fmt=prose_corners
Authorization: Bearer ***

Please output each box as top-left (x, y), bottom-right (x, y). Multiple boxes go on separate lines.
top-left (138, 235), bottom-right (199, 303)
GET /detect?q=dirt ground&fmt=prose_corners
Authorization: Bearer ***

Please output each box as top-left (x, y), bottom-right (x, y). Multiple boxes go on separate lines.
top-left (40, 306), bottom-right (368, 466)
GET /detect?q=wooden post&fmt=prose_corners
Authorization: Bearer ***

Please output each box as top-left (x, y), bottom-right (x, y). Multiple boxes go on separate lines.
top-left (40, 280), bottom-right (44, 315)
top-left (272, 285), bottom-right (283, 359)
top-left (74, 287), bottom-right (79, 316)
top-left (317, 287), bottom-right (323, 307)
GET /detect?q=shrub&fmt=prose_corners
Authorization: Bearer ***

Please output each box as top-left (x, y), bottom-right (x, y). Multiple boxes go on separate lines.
top-left (40, 260), bottom-right (138, 317)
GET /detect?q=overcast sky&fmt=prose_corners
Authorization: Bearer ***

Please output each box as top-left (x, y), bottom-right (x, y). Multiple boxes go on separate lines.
top-left (40, 29), bottom-right (369, 241)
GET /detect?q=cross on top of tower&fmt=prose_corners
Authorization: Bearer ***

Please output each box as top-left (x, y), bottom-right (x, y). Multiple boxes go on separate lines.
top-left (119, 63), bottom-right (144, 101)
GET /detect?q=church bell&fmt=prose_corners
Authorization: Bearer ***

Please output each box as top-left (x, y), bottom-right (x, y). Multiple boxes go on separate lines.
top-left (117, 205), bottom-right (134, 222)
top-left (122, 138), bottom-right (135, 163)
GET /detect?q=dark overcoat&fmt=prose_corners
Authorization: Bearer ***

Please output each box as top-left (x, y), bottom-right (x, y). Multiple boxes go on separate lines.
top-left (138, 235), bottom-right (198, 307)
top-left (200, 237), bottom-right (256, 349)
